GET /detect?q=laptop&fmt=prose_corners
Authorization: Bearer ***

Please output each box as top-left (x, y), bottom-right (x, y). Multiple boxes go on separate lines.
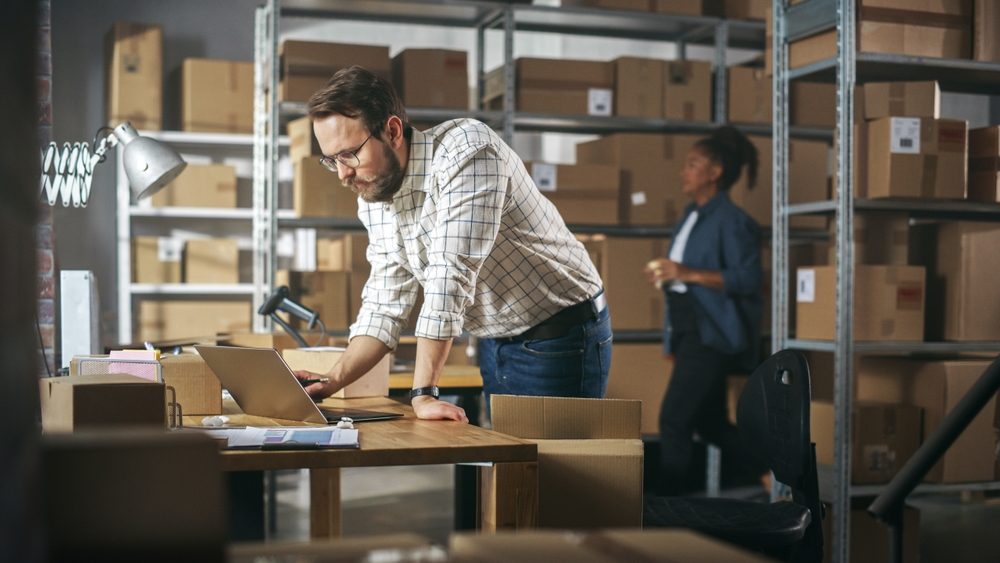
top-left (194, 346), bottom-right (402, 424)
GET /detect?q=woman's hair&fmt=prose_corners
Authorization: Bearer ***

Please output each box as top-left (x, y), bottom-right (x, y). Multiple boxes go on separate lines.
top-left (694, 125), bottom-right (759, 191)
top-left (307, 66), bottom-right (409, 135)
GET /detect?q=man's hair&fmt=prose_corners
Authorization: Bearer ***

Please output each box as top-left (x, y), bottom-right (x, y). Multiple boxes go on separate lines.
top-left (307, 66), bottom-right (409, 135)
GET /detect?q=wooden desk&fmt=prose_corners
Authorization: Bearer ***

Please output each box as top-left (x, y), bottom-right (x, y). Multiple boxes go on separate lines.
top-left (186, 397), bottom-right (536, 539)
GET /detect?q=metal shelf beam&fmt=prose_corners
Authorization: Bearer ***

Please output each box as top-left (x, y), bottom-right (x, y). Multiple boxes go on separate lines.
top-left (130, 283), bottom-right (256, 296)
top-left (788, 53), bottom-right (1000, 95)
top-left (787, 339), bottom-right (1000, 355)
top-left (817, 464), bottom-right (1000, 502)
top-left (786, 198), bottom-right (1000, 221)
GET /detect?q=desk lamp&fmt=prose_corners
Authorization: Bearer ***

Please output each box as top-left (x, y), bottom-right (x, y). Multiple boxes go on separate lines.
top-left (258, 285), bottom-right (328, 348)
top-left (40, 121), bottom-right (186, 207)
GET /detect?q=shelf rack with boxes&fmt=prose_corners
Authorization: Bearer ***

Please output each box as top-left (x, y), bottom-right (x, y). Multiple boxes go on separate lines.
top-left (252, 0), bottom-right (836, 333)
top-left (116, 130), bottom-right (291, 344)
top-left (772, 0), bottom-right (1000, 560)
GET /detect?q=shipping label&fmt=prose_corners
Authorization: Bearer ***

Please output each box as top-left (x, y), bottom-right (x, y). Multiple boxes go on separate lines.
top-left (631, 191), bottom-right (647, 206)
top-left (796, 269), bottom-right (815, 303)
top-left (531, 163), bottom-right (557, 192)
top-left (157, 238), bottom-right (183, 262)
top-left (588, 88), bottom-right (613, 117)
top-left (890, 117), bottom-right (921, 154)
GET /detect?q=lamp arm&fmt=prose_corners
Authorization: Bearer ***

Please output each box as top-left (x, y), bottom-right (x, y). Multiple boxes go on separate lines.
top-left (39, 129), bottom-right (118, 208)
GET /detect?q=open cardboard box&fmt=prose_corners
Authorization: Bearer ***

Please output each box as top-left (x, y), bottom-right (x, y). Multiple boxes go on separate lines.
top-left (491, 395), bottom-right (643, 529)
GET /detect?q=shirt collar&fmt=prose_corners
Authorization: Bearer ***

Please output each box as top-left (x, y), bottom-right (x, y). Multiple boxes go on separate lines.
top-left (394, 127), bottom-right (433, 202)
top-left (686, 189), bottom-right (730, 218)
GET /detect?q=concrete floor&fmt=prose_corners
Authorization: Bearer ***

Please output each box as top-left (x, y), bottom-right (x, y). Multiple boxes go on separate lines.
top-left (270, 467), bottom-right (1000, 562)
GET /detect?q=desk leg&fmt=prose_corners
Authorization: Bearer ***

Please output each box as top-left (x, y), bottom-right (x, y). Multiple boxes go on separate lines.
top-left (478, 462), bottom-right (537, 531)
top-left (309, 467), bottom-right (341, 539)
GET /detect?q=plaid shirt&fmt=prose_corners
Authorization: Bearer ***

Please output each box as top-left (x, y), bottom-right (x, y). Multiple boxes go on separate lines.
top-left (349, 119), bottom-right (603, 349)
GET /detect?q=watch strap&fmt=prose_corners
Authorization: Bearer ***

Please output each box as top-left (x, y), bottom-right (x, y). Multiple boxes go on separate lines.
top-left (409, 386), bottom-right (440, 399)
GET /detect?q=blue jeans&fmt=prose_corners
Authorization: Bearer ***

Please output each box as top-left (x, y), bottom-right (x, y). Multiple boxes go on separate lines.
top-left (479, 305), bottom-right (613, 418)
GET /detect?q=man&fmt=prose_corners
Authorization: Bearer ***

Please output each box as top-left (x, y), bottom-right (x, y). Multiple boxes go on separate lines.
top-left (294, 66), bottom-right (611, 422)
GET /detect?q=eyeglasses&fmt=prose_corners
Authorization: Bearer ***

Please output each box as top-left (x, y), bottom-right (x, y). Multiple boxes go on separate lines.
top-left (319, 126), bottom-right (380, 171)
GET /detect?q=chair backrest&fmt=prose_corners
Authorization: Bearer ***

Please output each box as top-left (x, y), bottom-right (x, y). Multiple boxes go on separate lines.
top-left (736, 349), bottom-right (812, 488)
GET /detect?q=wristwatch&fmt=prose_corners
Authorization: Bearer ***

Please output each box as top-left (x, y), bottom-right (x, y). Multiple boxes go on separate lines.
top-left (409, 386), bottom-right (440, 399)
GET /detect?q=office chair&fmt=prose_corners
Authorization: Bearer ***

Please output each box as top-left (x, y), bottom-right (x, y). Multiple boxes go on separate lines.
top-left (643, 349), bottom-right (824, 563)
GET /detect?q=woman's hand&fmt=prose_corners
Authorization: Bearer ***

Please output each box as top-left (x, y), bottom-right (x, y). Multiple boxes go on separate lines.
top-left (644, 258), bottom-right (690, 286)
top-left (411, 395), bottom-right (469, 423)
top-left (293, 369), bottom-right (336, 400)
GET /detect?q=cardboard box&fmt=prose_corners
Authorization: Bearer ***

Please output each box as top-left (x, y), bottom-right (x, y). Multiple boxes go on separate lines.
top-left (581, 235), bottom-right (669, 330)
top-left (282, 348), bottom-right (390, 398)
top-left (392, 49), bottom-right (468, 110)
top-left (294, 156), bottom-right (359, 219)
top-left (279, 41), bottom-right (391, 103)
top-left (277, 270), bottom-right (351, 331)
top-left (795, 265), bottom-right (925, 341)
top-left (812, 400), bottom-right (922, 484)
top-left (614, 57), bottom-right (662, 119)
top-left (287, 115), bottom-right (323, 164)
top-left (604, 343), bottom-right (673, 435)
top-left (40, 431), bottom-right (225, 561)
top-left (491, 395), bottom-right (644, 529)
top-left (529, 163), bottom-right (620, 225)
top-left (138, 301), bottom-right (251, 343)
top-left (104, 22), bottom-right (162, 131)
top-left (654, 0), bottom-right (723, 16)
top-left (827, 211), bottom-right (910, 266)
top-left (132, 236), bottom-right (182, 284)
top-left (790, 0), bottom-right (972, 66)
top-left (40, 374), bottom-right (166, 433)
top-left (484, 58), bottom-right (615, 117)
top-left (317, 233), bottom-right (370, 272)
top-left (974, 0), bottom-right (1000, 61)
top-left (663, 60), bottom-right (712, 122)
top-left (221, 332), bottom-right (330, 354)
top-left (181, 58), bottom-right (254, 134)
top-left (935, 222), bottom-right (1000, 341)
top-left (864, 81), bottom-right (941, 120)
top-left (821, 504), bottom-right (920, 563)
top-left (790, 82), bottom-right (836, 128)
top-left (867, 117), bottom-right (968, 200)
top-left (727, 67), bottom-right (771, 124)
top-left (724, 0), bottom-right (769, 19)
top-left (151, 163), bottom-right (237, 208)
top-left (184, 238), bottom-right (239, 284)
top-left (730, 136), bottom-right (830, 230)
top-left (856, 357), bottom-right (997, 482)
top-left (159, 354), bottom-right (222, 415)
top-left (726, 374), bottom-right (750, 425)
top-left (576, 133), bottom-right (696, 225)
top-left (450, 529), bottom-right (776, 563)
top-left (968, 126), bottom-right (1000, 202)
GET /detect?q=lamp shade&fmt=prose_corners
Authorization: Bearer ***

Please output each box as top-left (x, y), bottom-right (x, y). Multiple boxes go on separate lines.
top-left (113, 122), bottom-right (187, 200)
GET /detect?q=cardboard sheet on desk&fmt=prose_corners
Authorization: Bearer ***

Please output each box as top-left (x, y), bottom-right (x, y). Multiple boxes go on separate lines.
top-left (201, 426), bottom-right (359, 448)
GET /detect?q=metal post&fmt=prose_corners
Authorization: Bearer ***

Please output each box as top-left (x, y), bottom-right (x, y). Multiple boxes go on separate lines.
top-left (253, 0), bottom-right (280, 333)
top-left (501, 5), bottom-right (515, 144)
top-left (476, 20), bottom-right (486, 111)
top-left (677, 40), bottom-right (687, 60)
top-left (832, 0), bottom-right (857, 560)
top-left (116, 143), bottom-right (132, 344)
top-left (712, 21), bottom-right (728, 125)
top-left (705, 445), bottom-right (721, 497)
top-left (770, 0), bottom-right (791, 505)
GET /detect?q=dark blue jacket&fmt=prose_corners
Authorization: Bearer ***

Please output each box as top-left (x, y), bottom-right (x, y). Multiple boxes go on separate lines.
top-left (662, 191), bottom-right (764, 371)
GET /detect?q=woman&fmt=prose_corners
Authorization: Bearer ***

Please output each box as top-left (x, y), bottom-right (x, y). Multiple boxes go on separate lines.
top-left (643, 126), bottom-right (767, 496)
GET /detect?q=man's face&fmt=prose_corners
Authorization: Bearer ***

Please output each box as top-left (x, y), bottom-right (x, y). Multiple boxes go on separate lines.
top-left (313, 113), bottom-right (405, 204)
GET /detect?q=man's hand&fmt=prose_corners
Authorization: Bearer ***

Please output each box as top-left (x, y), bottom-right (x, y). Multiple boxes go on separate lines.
top-left (411, 395), bottom-right (469, 423)
top-left (293, 369), bottom-right (336, 400)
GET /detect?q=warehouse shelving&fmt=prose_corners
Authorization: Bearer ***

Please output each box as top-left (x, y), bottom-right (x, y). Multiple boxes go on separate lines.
top-left (116, 130), bottom-right (290, 344)
top-left (772, 0), bottom-right (1000, 561)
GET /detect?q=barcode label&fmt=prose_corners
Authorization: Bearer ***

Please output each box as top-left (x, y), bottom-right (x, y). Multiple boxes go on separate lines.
top-left (890, 117), bottom-right (920, 154)
top-left (158, 238), bottom-right (183, 262)
top-left (588, 88), bottom-right (613, 117)
top-left (531, 163), bottom-right (557, 192)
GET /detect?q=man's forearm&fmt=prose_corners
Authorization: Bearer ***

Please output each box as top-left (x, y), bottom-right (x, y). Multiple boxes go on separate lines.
top-left (412, 337), bottom-right (453, 390)
top-left (330, 335), bottom-right (391, 389)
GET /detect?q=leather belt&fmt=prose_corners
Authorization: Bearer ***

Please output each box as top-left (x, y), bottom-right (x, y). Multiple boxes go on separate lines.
top-left (502, 291), bottom-right (607, 343)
